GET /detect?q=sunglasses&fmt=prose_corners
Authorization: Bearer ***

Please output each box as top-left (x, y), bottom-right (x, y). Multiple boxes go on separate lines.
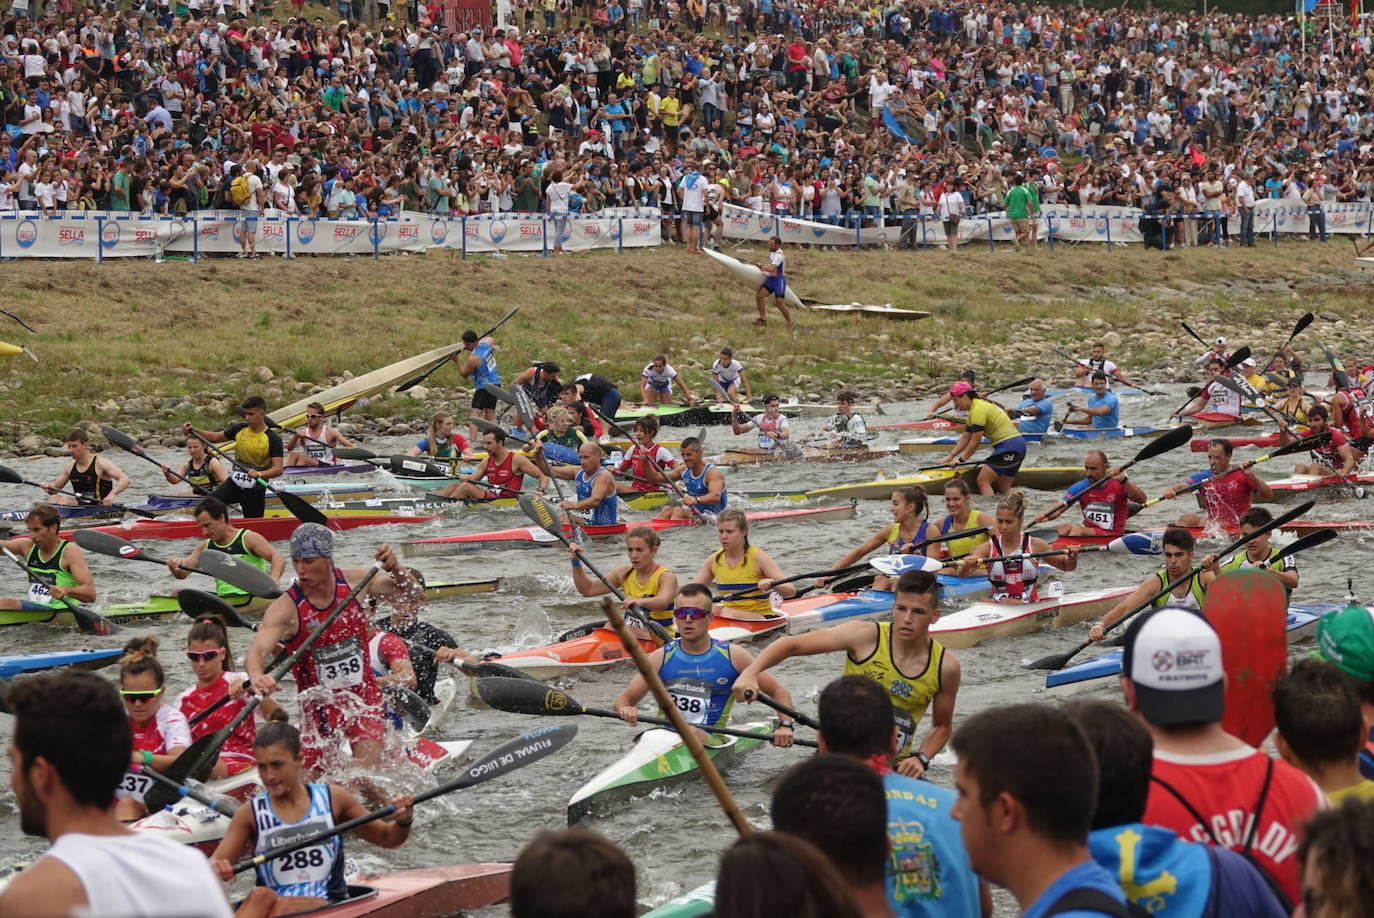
top-left (673, 606), bottom-right (710, 621)
top-left (186, 649), bottom-right (225, 662)
top-left (120, 688), bottom-right (162, 698)
top-left (306, 413), bottom-right (324, 419)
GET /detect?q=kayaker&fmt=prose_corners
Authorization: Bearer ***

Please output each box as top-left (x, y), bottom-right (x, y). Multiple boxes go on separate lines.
top-left (1273, 659), bottom-right (1374, 804)
top-left (955, 491), bottom-right (1079, 603)
top-left (754, 235), bottom-right (793, 330)
top-left (1073, 342), bottom-right (1143, 390)
top-left (612, 582), bottom-right (797, 748)
top-left (1061, 372), bottom-right (1120, 429)
top-left (166, 497), bottom-right (285, 601)
top-left (43, 428), bottom-right (130, 507)
top-left (510, 830), bottom-right (636, 918)
top-left (512, 361), bottom-right (565, 419)
top-left (372, 568), bottom-right (477, 704)
top-left (406, 412), bottom-right (474, 461)
top-left (939, 381), bottom-right (1028, 496)
top-left (1329, 377), bottom-right (1374, 458)
top-left (614, 416), bottom-right (677, 497)
top-left (692, 507), bottom-right (794, 621)
top-left (572, 371), bottom-right (623, 419)
top-left (564, 398), bottom-right (603, 439)
top-left (568, 526), bottom-right (679, 634)
top-left (243, 524), bottom-right (423, 777)
top-left (1089, 527), bottom-right (1216, 642)
top-left (434, 428), bottom-right (549, 500)
top-left (0, 671), bottom-right (233, 918)
top-left (161, 436), bottom-right (228, 495)
top-left (729, 393), bottom-right (791, 456)
top-left (808, 390), bottom-right (868, 450)
top-left (548, 441), bottom-right (617, 527)
top-left (710, 347), bottom-right (751, 404)
top-left (813, 675), bottom-right (989, 916)
top-left (0, 503), bottom-right (97, 613)
top-left (453, 327), bottom-right (502, 443)
top-left (1277, 404), bottom-right (1358, 477)
top-left (183, 396), bottom-right (285, 519)
top-left (178, 615), bottom-right (283, 778)
top-left (1207, 507), bottom-right (1299, 595)
top-left (208, 721), bottom-right (415, 916)
top-left (534, 405), bottom-right (589, 462)
top-left (368, 622), bottom-right (417, 731)
top-left (1012, 379), bottom-right (1054, 436)
top-left (1160, 438), bottom-right (1271, 530)
top-left (929, 480), bottom-right (994, 560)
top-left (819, 487), bottom-right (933, 591)
top-left (284, 402), bottom-right (355, 467)
top-left (114, 636), bottom-right (190, 821)
top-left (653, 436), bottom-right (727, 521)
top-left (924, 370), bottom-right (976, 422)
top-left (1270, 379), bottom-right (1313, 426)
top-left (1034, 450), bottom-right (1147, 538)
top-left (640, 354), bottom-right (696, 406)
top-left (1171, 358), bottom-right (1242, 422)
top-left (732, 569), bottom-right (961, 779)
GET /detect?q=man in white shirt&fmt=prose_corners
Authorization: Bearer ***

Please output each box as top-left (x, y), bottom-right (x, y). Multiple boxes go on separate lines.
top-left (238, 159), bottom-right (265, 259)
top-left (937, 179), bottom-right (966, 253)
top-left (1234, 173), bottom-right (1256, 247)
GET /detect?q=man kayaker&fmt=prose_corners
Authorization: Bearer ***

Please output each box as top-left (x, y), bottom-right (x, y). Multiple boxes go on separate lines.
top-left (614, 416), bottom-right (677, 497)
top-left (43, 428), bottom-right (130, 507)
top-left (0, 503), bottom-right (97, 613)
top-left (1012, 379), bottom-right (1054, 436)
top-left (454, 328), bottom-right (502, 443)
top-left (1088, 527), bottom-right (1216, 641)
top-left (613, 582), bottom-right (797, 748)
top-left (954, 491), bottom-right (1079, 603)
top-left (208, 721), bottom-right (415, 917)
top-left (1160, 438), bottom-right (1271, 530)
top-left (372, 568), bottom-right (477, 704)
top-left (183, 396), bottom-right (285, 519)
top-left (512, 361), bottom-right (565, 419)
top-left (808, 390), bottom-right (868, 450)
top-left (166, 497), bottom-right (285, 601)
top-left (1277, 404), bottom-right (1357, 477)
top-left (754, 235), bottom-right (793, 330)
top-left (1073, 342), bottom-right (1142, 390)
top-left (1172, 358), bottom-right (1242, 422)
top-left (730, 393), bottom-right (791, 455)
top-left (731, 569), bottom-right (961, 779)
top-left (0, 671), bottom-right (233, 918)
top-left (244, 524), bottom-right (423, 777)
top-left (1034, 450), bottom-right (1147, 538)
top-left (1061, 373), bottom-right (1120, 429)
top-left (568, 527), bottom-right (679, 634)
top-left (548, 440), bottom-right (617, 527)
top-left (435, 428), bottom-right (549, 500)
top-left (654, 436), bottom-right (727, 521)
top-left (160, 437), bottom-right (228, 495)
top-left (940, 381), bottom-right (1027, 496)
top-left (284, 402), bottom-right (355, 467)
top-left (1206, 507), bottom-right (1299, 595)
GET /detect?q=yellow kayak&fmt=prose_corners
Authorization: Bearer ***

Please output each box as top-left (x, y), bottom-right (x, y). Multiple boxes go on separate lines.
top-left (1, 341), bottom-right (35, 360)
top-left (805, 466), bottom-right (1081, 500)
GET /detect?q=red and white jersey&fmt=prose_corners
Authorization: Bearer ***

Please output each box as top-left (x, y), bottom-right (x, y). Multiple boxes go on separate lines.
top-left (1199, 468), bottom-right (1259, 530)
top-left (1077, 478), bottom-right (1130, 534)
top-left (283, 567), bottom-right (383, 708)
top-left (617, 443), bottom-right (677, 492)
top-left (483, 450), bottom-right (525, 494)
top-left (119, 705), bottom-right (193, 802)
top-left (1202, 379), bottom-right (1242, 417)
top-left (368, 631), bottom-right (409, 678)
top-left (178, 671), bottom-right (256, 766)
top-left (1144, 746), bottom-right (1325, 906)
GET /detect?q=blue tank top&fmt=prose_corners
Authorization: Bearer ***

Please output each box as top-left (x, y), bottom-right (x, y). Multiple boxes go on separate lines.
top-left (473, 341), bottom-right (500, 387)
top-left (575, 467), bottom-right (617, 526)
top-left (251, 783), bottom-right (347, 902)
top-left (883, 772), bottom-right (982, 918)
top-left (659, 638), bottom-right (738, 728)
top-left (890, 520), bottom-right (932, 553)
top-left (683, 462), bottom-right (726, 514)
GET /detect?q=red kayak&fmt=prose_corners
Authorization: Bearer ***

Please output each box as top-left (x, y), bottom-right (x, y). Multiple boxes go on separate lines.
top-left (1191, 433), bottom-right (1281, 451)
top-left (401, 504), bottom-right (858, 556)
top-left (870, 418), bottom-right (964, 432)
top-left (1279, 519), bottom-right (1374, 536)
top-left (1046, 527), bottom-right (1210, 550)
top-left (1268, 474), bottom-right (1374, 494)
top-left (63, 515), bottom-right (440, 543)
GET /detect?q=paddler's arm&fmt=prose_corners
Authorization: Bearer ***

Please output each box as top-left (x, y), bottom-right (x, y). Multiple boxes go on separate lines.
top-left (954, 541), bottom-right (992, 579)
top-left (209, 807), bottom-right (259, 883)
top-left (329, 428), bottom-right (355, 448)
top-left (333, 784), bottom-right (415, 847)
top-left (55, 545), bottom-right (96, 604)
top-left (1336, 442), bottom-right (1359, 477)
top-left (683, 466), bottom-right (726, 508)
top-left (183, 423), bottom-right (229, 444)
top-left (1034, 538), bottom-right (1079, 572)
top-left (454, 351), bottom-right (481, 378)
top-left (613, 648), bottom-right (666, 725)
top-left (729, 645), bottom-right (796, 748)
top-left (731, 621), bottom-right (879, 702)
top-left (898, 649), bottom-right (960, 779)
top-left (1247, 465), bottom-right (1273, 502)
top-left (256, 440), bottom-right (285, 481)
top-left (1116, 468), bottom-right (1148, 504)
top-left (43, 460), bottom-right (74, 493)
top-left (752, 549), bottom-right (795, 599)
top-left (95, 458), bottom-right (131, 502)
top-left (820, 526), bottom-right (892, 586)
top-left (628, 567), bottom-right (677, 613)
top-left (730, 414), bottom-right (754, 436)
top-left (512, 453), bottom-right (551, 492)
top-left (244, 530), bottom-right (286, 582)
top-left (1089, 574), bottom-right (1160, 641)
top-left (167, 541), bottom-right (205, 580)
top-left (568, 545), bottom-right (615, 597)
top-left (1110, 369), bottom-right (1141, 389)
top-left (1171, 395), bottom-right (1205, 420)
top-left (356, 544), bottom-right (416, 604)
top-left (246, 595), bottom-right (298, 695)
top-left (739, 369), bottom-right (753, 400)
top-left (941, 429), bottom-right (977, 465)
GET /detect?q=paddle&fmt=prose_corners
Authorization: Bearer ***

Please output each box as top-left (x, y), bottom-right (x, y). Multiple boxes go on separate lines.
top-left (1027, 499), bottom-right (1315, 672)
top-left (459, 659), bottom-right (544, 682)
top-left (1318, 339), bottom-right (1354, 391)
top-left (0, 464), bottom-right (158, 519)
top-left (917, 448), bottom-right (1020, 473)
top-left (1140, 432), bottom-right (1329, 508)
top-left (1260, 527), bottom-right (1337, 566)
top-left (1180, 321), bottom-right (1213, 350)
top-left (177, 589), bottom-right (262, 631)
top-left (482, 382), bottom-right (521, 410)
top-left (264, 420), bottom-right (375, 461)
top-left (0, 545), bottom-right (116, 635)
top-left (1036, 424), bottom-right (1192, 524)
top-left (1208, 373), bottom-right (1304, 427)
top-left (1051, 347), bottom-right (1157, 395)
top-left (0, 307), bottom-right (37, 333)
top-left (477, 676), bottom-right (818, 747)
top-left (101, 425), bottom-right (213, 497)
top-left (743, 690), bottom-right (821, 731)
top-left (1169, 386), bottom-right (1203, 419)
top-left (151, 561), bottom-right (387, 806)
top-left (982, 376), bottom-right (1036, 399)
top-left (72, 530), bottom-right (282, 599)
top-left (231, 723), bottom-right (577, 874)
top-left (385, 454), bottom-right (463, 478)
top-left (185, 431), bottom-right (326, 526)
top-left (395, 306), bottom-right (520, 393)
top-left (1262, 313), bottom-right (1314, 376)
top-left (139, 764), bottom-right (238, 816)
top-left (586, 403), bottom-right (712, 522)
top-left (384, 684), bottom-right (434, 732)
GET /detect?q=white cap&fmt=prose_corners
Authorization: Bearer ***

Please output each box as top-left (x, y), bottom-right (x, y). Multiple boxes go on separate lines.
top-left (1214, 336), bottom-right (1227, 347)
top-left (1241, 357), bottom-right (1256, 367)
top-left (1123, 606), bottom-right (1225, 727)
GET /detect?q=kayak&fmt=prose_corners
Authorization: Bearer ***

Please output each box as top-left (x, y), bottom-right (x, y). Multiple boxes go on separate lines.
top-left (146, 485), bottom-right (379, 509)
top-left (1044, 527), bottom-right (1210, 552)
top-left (281, 463), bottom-right (376, 477)
top-left (400, 504), bottom-right (857, 556)
top-left (63, 514), bottom-right (440, 543)
top-left (1280, 519), bottom-right (1374, 536)
top-left (1191, 412), bottom-right (1264, 430)
top-left (615, 403), bottom-right (803, 428)
top-left (897, 427), bottom-right (1168, 453)
top-left (805, 467), bottom-right (1080, 501)
top-left (1265, 474), bottom-right (1374, 496)
top-left (644, 882), bottom-right (715, 918)
top-left (1190, 433), bottom-right (1281, 451)
top-left (716, 445), bottom-right (897, 466)
top-left (267, 865), bottom-right (513, 917)
top-left (260, 498), bottom-right (457, 519)
top-left (1045, 602), bottom-right (1343, 691)
top-left (0, 340), bottom-right (26, 356)
top-left (389, 476), bottom-right (669, 511)
top-left (929, 586), bottom-right (1134, 649)
top-left (870, 417), bottom-right (966, 432)
top-left (807, 303), bottom-right (930, 319)
top-left (0, 648), bottom-right (123, 677)
top-left (700, 245), bottom-right (807, 310)
top-left (568, 721), bottom-right (773, 823)
top-left (1046, 385), bottom-right (1150, 398)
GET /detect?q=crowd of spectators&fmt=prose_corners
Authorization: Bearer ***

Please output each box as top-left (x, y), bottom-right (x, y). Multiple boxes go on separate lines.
top-left (3, 0), bottom-right (1374, 248)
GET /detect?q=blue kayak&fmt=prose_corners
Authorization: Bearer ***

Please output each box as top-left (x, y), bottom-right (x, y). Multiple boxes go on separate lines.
top-left (0, 648), bottom-right (123, 678)
top-left (1052, 426), bottom-right (1172, 440)
top-left (1046, 385), bottom-right (1150, 398)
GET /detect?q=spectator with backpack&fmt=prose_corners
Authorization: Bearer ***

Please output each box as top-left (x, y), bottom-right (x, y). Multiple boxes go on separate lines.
top-left (230, 157), bottom-right (264, 258)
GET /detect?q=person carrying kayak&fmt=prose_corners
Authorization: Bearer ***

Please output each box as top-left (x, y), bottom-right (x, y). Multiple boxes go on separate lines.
top-left (208, 721), bottom-right (414, 917)
top-left (1159, 438), bottom-right (1271, 530)
top-left (653, 436), bottom-right (727, 521)
top-left (613, 582), bottom-right (797, 748)
top-left (955, 491), bottom-right (1079, 603)
top-left (569, 527), bottom-right (680, 635)
top-left (453, 327), bottom-right (502, 444)
top-left (0, 504), bottom-right (97, 614)
top-left (166, 497), bottom-right (285, 601)
top-left (691, 508), bottom-right (794, 621)
top-left (1089, 527), bottom-right (1217, 642)
top-left (42, 428), bottom-right (130, 507)
top-left (114, 637), bottom-right (190, 821)
top-left (178, 615), bottom-right (284, 778)
top-left (939, 381), bottom-right (1027, 496)
top-left (1034, 450), bottom-right (1147, 538)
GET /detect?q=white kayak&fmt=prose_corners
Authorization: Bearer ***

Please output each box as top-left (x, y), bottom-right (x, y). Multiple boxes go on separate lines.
top-left (701, 246), bottom-right (805, 310)
top-left (805, 303), bottom-right (930, 319)
top-left (930, 586), bottom-right (1133, 649)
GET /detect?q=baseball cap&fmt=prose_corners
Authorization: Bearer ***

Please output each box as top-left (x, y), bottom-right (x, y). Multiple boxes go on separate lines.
top-left (1313, 605), bottom-right (1374, 682)
top-left (1123, 606), bottom-right (1225, 727)
top-left (949, 381), bottom-right (975, 397)
top-left (1241, 357), bottom-right (1256, 367)
top-left (1214, 336), bottom-right (1227, 347)
top-left (289, 522), bottom-right (334, 559)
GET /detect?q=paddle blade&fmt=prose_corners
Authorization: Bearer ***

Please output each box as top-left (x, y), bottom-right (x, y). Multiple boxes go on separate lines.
top-left (514, 385), bottom-right (537, 423)
top-left (1134, 425), bottom-right (1194, 463)
top-left (483, 383), bottom-right (520, 408)
top-left (870, 555), bottom-right (944, 577)
top-left (1108, 531), bottom-right (1165, 555)
top-left (72, 529), bottom-right (162, 564)
top-left (146, 730), bottom-right (222, 811)
top-left (519, 495), bottom-right (567, 542)
top-left (195, 552), bottom-right (283, 599)
top-left (275, 489), bottom-right (327, 526)
top-left (384, 685), bottom-right (432, 732)
top-left (177, 589), bottom-right (259, 630)
top-left (1180, 322), bottom-right (1208, 347)
top-left (433, 722), bottom-right (577, 797)
top-left (1028, 638), bottom-right (1093, 671)
top-left (476, 676), bottom-right (585, 716)
top-left (101, 426), bottom-right (144, 456)
top-left (1205, 569), bottom-right (1288, 746)
top-left (331, 447), bottom-right (376, 460)
top-left (459, 660), bottom-right (544, 682)
top-left (388, 454), bottom-right (453, 477)
top-left (0, 464), bottom-right (22, 485)
top-left (1224, 346), bottom-right (1251, 370)
top-left (1272, 432), bottom-right (1331, 458)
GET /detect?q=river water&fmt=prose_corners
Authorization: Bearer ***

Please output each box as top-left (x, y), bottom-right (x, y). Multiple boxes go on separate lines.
top-left (0, 388), bottom-right (1369, 914)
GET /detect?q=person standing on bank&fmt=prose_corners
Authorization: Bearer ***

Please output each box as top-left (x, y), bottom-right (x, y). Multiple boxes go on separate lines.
top-left (183, 396), bottom-right (284, 519)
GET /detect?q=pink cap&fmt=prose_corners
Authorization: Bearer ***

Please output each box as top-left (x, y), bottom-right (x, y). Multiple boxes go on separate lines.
top-left (949, 381), bottom-right (975, 397)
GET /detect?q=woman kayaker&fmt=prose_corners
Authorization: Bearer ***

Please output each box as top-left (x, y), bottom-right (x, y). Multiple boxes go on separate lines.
top-left (939, 381), bottom-right (1028, 496)
top-left (955, 491), bottom-right (1078, 604)
top-left (614, 415), bottom-right (677, 496)
top-left (691, 508), bottom-right (794, 620)
top-left (407, 412), bottom-right (473, 460)
top-left (208, 721), bottom-right (414, 917)
top-left (819, 487), bottom-right (933, 591)
top-left (177, 616), bottom-right (283, 778)
top-left (929, 480), bottom-right (994, 560)
top-left (569, 526), bottom-right (679, 633)
top-left (534, 405), bottom-right (589, 460)
top-left (115, 637), bottom-right (190, 821)
top-left (160, 436), bottom-right (228, 494)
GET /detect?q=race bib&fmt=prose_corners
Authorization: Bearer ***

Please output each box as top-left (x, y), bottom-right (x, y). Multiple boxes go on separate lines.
top-left (230, 470), bottom-right (256, 489)
top-left (667, 678), bottom-right (712, 726)
top-left (893, 708), bottom-right (916, 756)
top-left (115, 770), bottom-right (154, 802)
top-left (1082, 501), bottom-right (1116, 528)
top-left (314, 637), bottom-right (364, 690)
top-left (265, 817), bottom-right (334, 883)
top-left (26, 582), bottom-right (51, 605)
top-left (1208, 390), bottom-right (1230, 408)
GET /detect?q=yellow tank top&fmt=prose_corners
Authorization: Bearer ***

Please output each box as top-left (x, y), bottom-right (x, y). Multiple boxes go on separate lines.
top-left (937, 514), bottom-right (989, 558)
top-left (710, 545), bottom-right (773, 617)
top-left (625, 564), bottom-right (671, 625)
top-left (843, 622), bottom-right (945, 758)
top-left (965, 398), bottom-right (1019, 446)
top-left (234, 426), bottom-right (272, 470)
